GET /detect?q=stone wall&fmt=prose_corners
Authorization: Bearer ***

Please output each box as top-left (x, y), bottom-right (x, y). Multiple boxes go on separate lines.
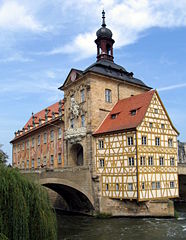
top-left (178, 140), bottom-right (186, 163)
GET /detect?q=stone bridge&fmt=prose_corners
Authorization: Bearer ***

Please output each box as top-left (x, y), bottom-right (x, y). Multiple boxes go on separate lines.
top-left (22, 166), bottom-right (96, 215)
top-left (21, 164), bottom-right (186, 215)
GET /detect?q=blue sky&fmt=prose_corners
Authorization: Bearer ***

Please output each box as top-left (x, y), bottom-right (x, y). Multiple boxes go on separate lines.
top-left (0, 0), bottom-right (186, 164)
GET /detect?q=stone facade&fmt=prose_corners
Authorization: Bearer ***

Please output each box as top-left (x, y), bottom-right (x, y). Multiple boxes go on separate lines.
top-left (178, 140), bottom-right (186, 163)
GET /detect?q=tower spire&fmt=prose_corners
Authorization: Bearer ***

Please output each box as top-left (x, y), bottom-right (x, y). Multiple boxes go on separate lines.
top-left (102, 10), bottom-right (106, 27)
top-left (95, 10), bottom-right (115, 62)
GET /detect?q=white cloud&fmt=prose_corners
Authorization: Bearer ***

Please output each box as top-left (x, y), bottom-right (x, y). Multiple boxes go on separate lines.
top-left (0, 52), bottom-right (32, 63)
top-left (0, 1), bottom-right (47, 32)
top-left (46, 0), bottom-right (186, 59)
top-left (157, 83), bottom-right (186, 92)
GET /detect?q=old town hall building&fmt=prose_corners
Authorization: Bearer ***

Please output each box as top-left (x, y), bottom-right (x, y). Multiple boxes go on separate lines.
top-left (11, 11), bottom-right (179, 216)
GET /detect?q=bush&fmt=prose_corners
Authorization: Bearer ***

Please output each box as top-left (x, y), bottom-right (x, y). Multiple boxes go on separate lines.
top-left (0, 165), bottom-right (57, 240)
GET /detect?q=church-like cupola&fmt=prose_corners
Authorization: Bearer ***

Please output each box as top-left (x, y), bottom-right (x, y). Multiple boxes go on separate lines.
top-left (95, 10), bottom-right (115, 62)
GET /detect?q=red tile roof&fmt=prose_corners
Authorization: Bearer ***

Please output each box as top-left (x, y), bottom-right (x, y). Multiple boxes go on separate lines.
top-left (94, 90), bottom-right (155, 135)
top-left (24, 100), bottom-right (64, 129)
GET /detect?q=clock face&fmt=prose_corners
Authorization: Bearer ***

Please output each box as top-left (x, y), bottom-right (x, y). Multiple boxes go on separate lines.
top-left (70, 71), bottom-right (77, 82)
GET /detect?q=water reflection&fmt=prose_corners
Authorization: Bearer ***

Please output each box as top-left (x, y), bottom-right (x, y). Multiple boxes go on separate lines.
top-left (57, 204), bottom-right (186, 240)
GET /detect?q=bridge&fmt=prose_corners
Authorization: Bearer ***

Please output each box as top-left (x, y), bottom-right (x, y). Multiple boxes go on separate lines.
top-left (22, 166), bottom-right (97, 215)
top-left (21, 163), bottom-right (186, 215)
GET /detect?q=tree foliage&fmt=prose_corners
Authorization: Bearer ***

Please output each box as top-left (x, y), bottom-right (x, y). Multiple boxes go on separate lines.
top-left (0, 165), bottom-right (57, 240)
top-left (0, 145), bottom-right (8, 165)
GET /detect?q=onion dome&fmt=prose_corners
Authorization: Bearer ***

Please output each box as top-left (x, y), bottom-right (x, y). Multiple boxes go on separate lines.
top-left (96, 10), bottom-right (113, 39)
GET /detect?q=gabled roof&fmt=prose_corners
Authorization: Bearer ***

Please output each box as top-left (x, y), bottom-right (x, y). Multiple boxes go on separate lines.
top-left (94, 90), bottom-right (155, 135)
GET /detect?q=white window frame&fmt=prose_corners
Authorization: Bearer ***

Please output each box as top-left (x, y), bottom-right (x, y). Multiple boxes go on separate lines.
top-left (155, 137), bottom-right (160, 146)
top-left (128, 183), bottom-right (133, 191)
top-left (128, 157), bottom-right (134, 166)
top-left (159, 157), bottom-right (164, 166)
top-left (127, 136), bottom-right (133, 146)
top-left (81, 89), bottom-right (85, 102)
top-left (98, 140), bottom-right (104, 149)
top-left (99, 159), bottom-right (104, 168)
top-left (148, 156), bottom-right (153, 166)
top-left (170, 157), bottom-right (175, 166)
top-left (142, 136), bottom-right (147, 145)
top-left (105, 89), bottom-right (112, 103)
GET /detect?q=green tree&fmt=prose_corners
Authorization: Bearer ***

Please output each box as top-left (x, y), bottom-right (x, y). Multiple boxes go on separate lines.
top-left (0, 165), bottom-right (57, 240)
top-left (0, 145), bottom-right (8, 165)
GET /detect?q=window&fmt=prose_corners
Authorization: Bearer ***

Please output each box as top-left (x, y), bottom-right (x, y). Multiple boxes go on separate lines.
top-left (81, 115), bottom-right (85, 127)
top-left (99, 159), bottom-right (104, 168)
top-left (170, 181), bottom-right (175, 188)
top-left (50, 155), bottom-right (54, 165)
top-left (111, 114), bottom-right (117, 119)
top-left (159, 157), bottom-right (164, 166)
top-left (128, 157), bottom-right (134, 166)
top-left (170, 157), bottom-right (175, 166)
top-left (105, 89), bottom-right (112, 103)
top-left (27, 160), bottom-right (29, 168)
top-left (44, 132), bottom-right (47, 144)
top-left (22, 142), bottom-right (24, 150)
top-left (32, 138), bottom-right (35, 147)
top-left (81, 89), bottom-right (85, 102)
top-left (106, 184), bottom-right (109, 191)
top-left (116, 183), bottom-right (119, 191)
top-left (38, 135), bottom-right (40, 146)
top-left (43, 156), bottom-right (47, 166)
top-left (22, 161), bottom-right (24, 169)
top-left (37, 158), bottom-right (40, 167)
top-left (98, 140), bottom-right (104, 149)
top-left (152, 182), bottom-right (156, 190)
top-left (156, 182), bottom-right (161, 189)
top-left (142, 136), bottom-right (147, 145)
top-left (131, 109), bottom-right (136, 116)
top-left (58, 128), bottom-right (62, 139)
top-left (26, 140), bottom-right (29, 149)
top-left (128, 183), bottom-right (133, 191)
top-left (32, 159), bottom-right (34, 168)
top-left (70, 118), bottom-right (74, 129)
top-left (142, 182), bottom-right (145, 190)
top-left (155, 137), bottom-right (160, 146)
top-left (161, 124), bottom-right (165, 129)
top-left (140, 156), bottom-right (146, 166)
top-left (149, 122), bottom-right (153, 128)
top-left (168, 138), bottom-right (173, 147)
top-left (148, 156), bottom-right (154, 166)
top-left (154, 108), bottom-right (158, 114)
top-left (127, 136), bottom-right (133, 146)
top-left (50, 130), bottom-right (54, 141)
top-left (58, 153), bottom-right (62, 164)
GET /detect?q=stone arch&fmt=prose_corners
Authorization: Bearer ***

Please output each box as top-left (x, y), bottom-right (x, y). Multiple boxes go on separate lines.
top-left (40, 178), bottom-right (94, 214)
top-left (70, 143), bottom-right (84, 166)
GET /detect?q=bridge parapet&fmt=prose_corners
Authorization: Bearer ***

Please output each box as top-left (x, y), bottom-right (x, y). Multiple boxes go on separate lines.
top-left (21, 166), bottom-right (95, 208)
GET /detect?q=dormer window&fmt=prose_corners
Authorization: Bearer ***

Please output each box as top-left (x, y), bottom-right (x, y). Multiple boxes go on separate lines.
top-left (131, 109), bottom-right (136, 116)
top-left (39, 118), bottom-right (42, 126)
top-left (52, 112), bottom-right (55, 120)
top-left (111, 112), bottom-right (120, 119)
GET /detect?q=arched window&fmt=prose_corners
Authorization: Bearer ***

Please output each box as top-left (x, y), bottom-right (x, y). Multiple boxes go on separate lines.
top-left (106, 44), bottom-right (111, 55)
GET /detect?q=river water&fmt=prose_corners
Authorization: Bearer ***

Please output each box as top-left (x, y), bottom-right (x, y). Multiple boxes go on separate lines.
top-left (57, 203), bottom-right (186, 240)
